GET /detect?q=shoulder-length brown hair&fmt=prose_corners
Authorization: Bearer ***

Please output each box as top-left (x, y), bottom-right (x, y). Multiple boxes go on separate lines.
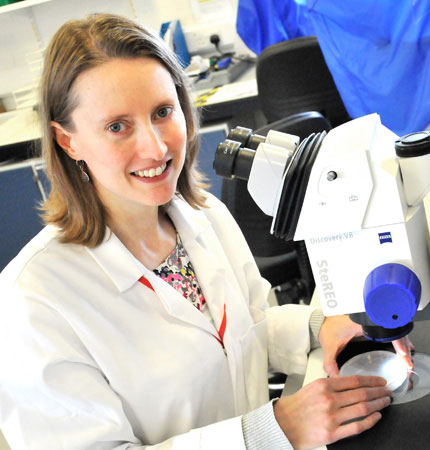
top-left (40, 13), bottom-right (207, 247)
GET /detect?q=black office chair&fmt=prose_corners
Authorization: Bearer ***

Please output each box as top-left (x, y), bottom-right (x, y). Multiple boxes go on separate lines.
top-left (256, 36), bottom-right (350, 128)
top-left (221, 111), bottom-right (331, 305)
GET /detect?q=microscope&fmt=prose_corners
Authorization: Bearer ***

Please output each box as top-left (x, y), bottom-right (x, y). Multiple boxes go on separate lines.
top-left (214, 114), bottom-right (430, 342)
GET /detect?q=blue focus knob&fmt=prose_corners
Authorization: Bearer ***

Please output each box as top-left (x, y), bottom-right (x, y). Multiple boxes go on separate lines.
top-left (364, 263), bottom-right (421, 328)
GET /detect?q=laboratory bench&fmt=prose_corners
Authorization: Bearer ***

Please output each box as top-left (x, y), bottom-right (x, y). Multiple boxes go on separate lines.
top-left (192, 62), bottom-right (264, 130)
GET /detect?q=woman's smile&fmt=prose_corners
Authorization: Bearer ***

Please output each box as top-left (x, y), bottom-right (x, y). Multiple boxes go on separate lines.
top-left (131, 161), bottom-right (168, 179)
top-left (130, 160), bottom-right (171, 182)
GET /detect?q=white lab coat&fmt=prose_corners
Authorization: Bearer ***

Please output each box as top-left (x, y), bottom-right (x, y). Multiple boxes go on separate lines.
top-left (0, 193), bottom-right (317, 450)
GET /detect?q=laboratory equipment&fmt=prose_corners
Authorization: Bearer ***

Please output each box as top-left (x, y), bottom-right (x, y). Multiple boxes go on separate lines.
top-left (213, 114), bottom-right (430, 342)
top-left (390, 353), bottom-right (430, 404)
top-left (339, 350), bottom-right (430, 405)
top-left (339, 350), bottom-right (408, 391)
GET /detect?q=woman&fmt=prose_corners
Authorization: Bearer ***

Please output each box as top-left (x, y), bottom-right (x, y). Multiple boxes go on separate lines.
top-left (0, 13), bottom-right (408, 450)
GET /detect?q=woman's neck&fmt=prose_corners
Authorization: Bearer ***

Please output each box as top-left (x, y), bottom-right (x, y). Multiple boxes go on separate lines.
top-left (106, 205), bottom-right (177, 270)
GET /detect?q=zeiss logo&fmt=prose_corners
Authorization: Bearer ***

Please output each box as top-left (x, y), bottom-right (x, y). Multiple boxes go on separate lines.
top-left (378, 232), bottom-right (393, 244)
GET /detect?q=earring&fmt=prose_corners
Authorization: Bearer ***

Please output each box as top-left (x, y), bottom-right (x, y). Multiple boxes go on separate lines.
top-left (76, 160), bottom-right (90, 183)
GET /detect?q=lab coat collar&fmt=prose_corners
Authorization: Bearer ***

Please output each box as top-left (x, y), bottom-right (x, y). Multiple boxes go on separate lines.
top-left (86, 229), bottom-right (144, 292)
top-left (86, 196), bottom-right (212, 293)
top-left (87, 196), bottom-right (229, 350)
top-left (166, 194), bottom-right (211, 241)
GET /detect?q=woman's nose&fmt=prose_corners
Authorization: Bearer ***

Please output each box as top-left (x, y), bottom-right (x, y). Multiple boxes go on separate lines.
top-left (136, 124), bottom-right (168, 160)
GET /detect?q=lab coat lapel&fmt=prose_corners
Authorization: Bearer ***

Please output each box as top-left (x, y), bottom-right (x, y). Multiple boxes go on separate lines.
top-left (167, 198), bottom-right (231, 344)
top-left (178, 225), bottom-right (252, 413)
top-left (143, 269), bottom-right (219, 339)
top-left (176, 236), bottom-right (228, 342)
top-left (88, 218), bottom-right (224, 340)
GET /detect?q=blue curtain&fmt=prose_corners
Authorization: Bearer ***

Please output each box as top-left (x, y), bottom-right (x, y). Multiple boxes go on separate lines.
top-left (237, 0), bottom-right (430, 136)
top-left (305, 0), bottom-right (430, 135)
top-left (236, 0), bottom-right (314, 55)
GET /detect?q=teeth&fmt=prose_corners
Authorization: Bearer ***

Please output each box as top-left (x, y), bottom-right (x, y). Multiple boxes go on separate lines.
top-left (134, 163), bottom-right (167, 178)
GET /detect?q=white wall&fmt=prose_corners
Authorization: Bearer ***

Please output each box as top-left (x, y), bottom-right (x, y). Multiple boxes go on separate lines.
top-left (0, 0), bottom-right (250, 108)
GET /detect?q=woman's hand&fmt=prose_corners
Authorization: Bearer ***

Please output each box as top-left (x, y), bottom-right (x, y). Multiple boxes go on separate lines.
top-left (392, 336), bottom-right (414, 370)
top-left (273, 375), bottom-right (392, 450)
top-left (318, 315), bottom-right (364, 377)
top-left (318, 315), bottom-right (416, 376)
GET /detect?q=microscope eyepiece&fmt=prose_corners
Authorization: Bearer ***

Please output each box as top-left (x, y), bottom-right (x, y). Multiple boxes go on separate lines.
top-left (213, 126), bottom-right (326, 241)
top-left (227, 126), bottom-right (251, 146)
top-left (213, 139), bottom-right (256, 180)
top-left (227, 126), bottom-right (266, 150)
top-left (395, 131), bottom-right (430, 158)
top-left (213, 126), bottom-right (276, 181)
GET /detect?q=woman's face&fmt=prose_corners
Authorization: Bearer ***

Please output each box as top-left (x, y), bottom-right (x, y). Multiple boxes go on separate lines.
top-left (55, 57), bottom-right (187, 217)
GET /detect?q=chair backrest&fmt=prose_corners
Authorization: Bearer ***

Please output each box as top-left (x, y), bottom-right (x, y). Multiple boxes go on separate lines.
top-left (256, 36), bottom-right (350, 127)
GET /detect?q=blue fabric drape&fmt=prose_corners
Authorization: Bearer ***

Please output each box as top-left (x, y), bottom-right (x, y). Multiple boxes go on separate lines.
top-left (236, 0), bottom-right (314, 55)
top-left (305, 0), bottom-right (430, 135)
top-left (236, 0), bottom-right (430, 135)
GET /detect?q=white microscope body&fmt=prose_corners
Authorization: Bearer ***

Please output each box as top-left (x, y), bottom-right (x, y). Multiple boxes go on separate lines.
top-left (215, 114), bottom-right (430, 341)
top-left (294, 114), bottom-right (430, 337)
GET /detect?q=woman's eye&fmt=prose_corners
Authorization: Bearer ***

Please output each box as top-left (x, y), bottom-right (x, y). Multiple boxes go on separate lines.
top-left (108, 122), bottom-right (125, 133)
top-left (156, 107), bottom-right (172, 119)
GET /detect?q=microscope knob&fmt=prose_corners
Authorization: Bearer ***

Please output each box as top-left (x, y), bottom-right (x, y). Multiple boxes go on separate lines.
top-left (364, 263), bottom-right (421, 328)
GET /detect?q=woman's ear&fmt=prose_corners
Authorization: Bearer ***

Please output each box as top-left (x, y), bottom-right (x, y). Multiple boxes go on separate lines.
top-left (51, 121), bottom-right (78, 160)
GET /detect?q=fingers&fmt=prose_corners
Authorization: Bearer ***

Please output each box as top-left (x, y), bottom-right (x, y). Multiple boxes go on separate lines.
top-left (392, 337), bottom-right (414, 370)
top-left (333, 392), bottom-right (390, 442)
top-left (275, 376), bottom-right (391, 449)
top-left (322, 343), bottom-right (345, 377)
top-left (392, 338), bottom-right (408, 356)
top-left (329, 380), bottom-right (391, 444)
top-left (331, 412), bottom-right (383, 444)
top-left (319, 315), bottom-right (364, 378)
top-left (330, 375), bottom-right (388, 392)
top-left (334, 384), bottom-right (392, 409)
top-left (324, 360), bottom-right (340, 378)
top-left (327, 376), bottom-right (391, 414)
top-left (336, 393), bottom-right (391, 423)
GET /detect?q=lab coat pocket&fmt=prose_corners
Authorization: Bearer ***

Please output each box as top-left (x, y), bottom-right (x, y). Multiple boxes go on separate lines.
top-left (239, 306), bottom-right (269, 411)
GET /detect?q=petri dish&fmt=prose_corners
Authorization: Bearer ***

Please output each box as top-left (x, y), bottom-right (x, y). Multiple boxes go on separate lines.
top-left (391, 353), bottom-right (430, 405)
top-left (339, 350), bottom-right (408, 391)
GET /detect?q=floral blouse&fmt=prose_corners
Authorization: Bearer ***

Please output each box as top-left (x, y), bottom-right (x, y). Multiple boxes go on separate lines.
top-left (153, 234), bottom-right (214, 326)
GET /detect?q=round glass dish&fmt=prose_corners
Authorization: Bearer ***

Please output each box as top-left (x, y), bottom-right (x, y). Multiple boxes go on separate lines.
top-left (339, 350), bottom-right (408, 391)
top-left (391, 353), bottom-right (430, 404)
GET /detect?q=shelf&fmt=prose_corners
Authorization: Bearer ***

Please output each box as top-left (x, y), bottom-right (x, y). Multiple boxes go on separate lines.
top-left (0, 0), bottom-right (52, 14)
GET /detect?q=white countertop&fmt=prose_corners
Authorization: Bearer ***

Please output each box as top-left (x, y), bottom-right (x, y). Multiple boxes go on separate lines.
top-left (0, 107), bottom-right (41, 147)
